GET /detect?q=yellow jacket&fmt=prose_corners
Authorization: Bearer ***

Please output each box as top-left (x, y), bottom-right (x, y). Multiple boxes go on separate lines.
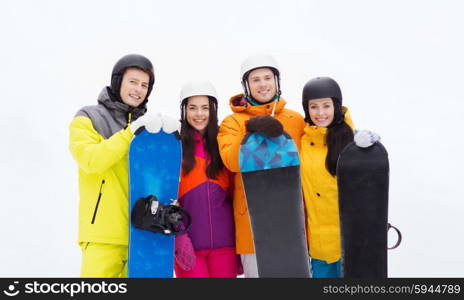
top-left (218, 94), bottom-right (306, 254)
top-left (300, 107), bottom-right (354, 263)
top-left (69, 87), bottom-right (144, 246)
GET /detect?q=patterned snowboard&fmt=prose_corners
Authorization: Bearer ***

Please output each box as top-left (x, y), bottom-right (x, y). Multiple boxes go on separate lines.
top-left (239, 132), bottom-right (310, 278)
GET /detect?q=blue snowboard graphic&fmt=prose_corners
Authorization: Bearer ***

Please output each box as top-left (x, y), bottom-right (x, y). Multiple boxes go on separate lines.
top-left (239, 132), bottom-right (300, 172)
top-left (239, 132), bottom-right (310, 277)
top-left (128, 129), bottom-right (182, 278)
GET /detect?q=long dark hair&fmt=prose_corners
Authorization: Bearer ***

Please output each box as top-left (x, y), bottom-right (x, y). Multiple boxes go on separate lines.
top-left (180, 96), bottom-right (224, 179)
top-left (325, 101), bottom-right (353, 176)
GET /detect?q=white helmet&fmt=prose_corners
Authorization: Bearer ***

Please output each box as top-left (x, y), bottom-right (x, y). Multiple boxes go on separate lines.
top-left (240, 54), bottom-right (280, 81)
top-left (180, 80), bottom-right (218, 103)
top-left (240, 54), bottom-right (281, 98)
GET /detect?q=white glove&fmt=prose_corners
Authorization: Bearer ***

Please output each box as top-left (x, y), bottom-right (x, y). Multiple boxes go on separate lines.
top-left (354, 129), bottom-right (381, 148)
top-left (130, 113), bottom-right (162, 134)
top-left (161, 114), bottom-right (181, 134)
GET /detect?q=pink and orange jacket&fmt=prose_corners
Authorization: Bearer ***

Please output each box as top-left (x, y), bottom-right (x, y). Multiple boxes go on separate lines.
top-left (178, 132), bottom-right (235, 251)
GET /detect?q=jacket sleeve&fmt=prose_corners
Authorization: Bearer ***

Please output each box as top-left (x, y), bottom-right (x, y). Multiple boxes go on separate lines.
top-left (69, 116), bottom-right (134, 174)
top-left (217, 115), bottom-right (246, 173)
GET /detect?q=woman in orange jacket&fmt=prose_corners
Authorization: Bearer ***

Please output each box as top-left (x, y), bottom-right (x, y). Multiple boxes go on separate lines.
top-left (174, 80), bottom-right (238, 278)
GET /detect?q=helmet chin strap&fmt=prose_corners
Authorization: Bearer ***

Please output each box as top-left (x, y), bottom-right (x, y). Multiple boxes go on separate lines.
top-left (244, 80), bottom-right (251, 99)
top-left (271, 74), bottom-right (280, 117)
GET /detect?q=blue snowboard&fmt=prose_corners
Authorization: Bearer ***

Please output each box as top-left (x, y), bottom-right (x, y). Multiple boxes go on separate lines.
top-left (239, 132), bottom-right (310, 278)
top-left (128, 129), bottom-right (182, 278)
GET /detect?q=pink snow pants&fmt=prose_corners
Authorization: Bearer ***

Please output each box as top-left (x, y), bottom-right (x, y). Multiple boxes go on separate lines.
top-left (174, 247), bottom-right (237, 278)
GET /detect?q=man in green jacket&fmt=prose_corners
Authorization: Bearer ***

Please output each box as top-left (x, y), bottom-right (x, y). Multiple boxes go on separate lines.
top-left (69, 54), bottom-right (179, 277)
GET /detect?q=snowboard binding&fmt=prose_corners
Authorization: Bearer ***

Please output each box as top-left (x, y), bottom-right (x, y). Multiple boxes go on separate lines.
top-left (131, 194), bottom-right (192, 235)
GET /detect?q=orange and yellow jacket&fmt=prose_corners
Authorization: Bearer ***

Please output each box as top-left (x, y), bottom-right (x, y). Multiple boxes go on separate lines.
top-left (217, 94), bottom-right (306, 254)
top-left (300, 107), bottom-right (354, 263)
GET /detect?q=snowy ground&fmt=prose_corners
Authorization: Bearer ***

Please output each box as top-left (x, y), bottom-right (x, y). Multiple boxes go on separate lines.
top-left (0, 0), bottom-right (463, 277)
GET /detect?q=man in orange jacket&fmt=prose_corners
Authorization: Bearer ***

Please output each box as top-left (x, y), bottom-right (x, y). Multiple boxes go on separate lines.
top-left (217, 54), bottom-right (306, 277)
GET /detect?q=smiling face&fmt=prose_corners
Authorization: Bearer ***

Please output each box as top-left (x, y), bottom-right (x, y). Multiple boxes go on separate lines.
top-left (308, 97), bottom-right (335, 128)
top-left (119, 68), bottom-right (150, 107)
top-left (247, 67), bottom-right (277, 103)
top-left (186, 95), bottom-right (210, 134)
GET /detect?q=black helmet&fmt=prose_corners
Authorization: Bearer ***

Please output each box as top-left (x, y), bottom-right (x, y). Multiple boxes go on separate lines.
top-left (110, 54), bottom-right (155, 104)
top-left (302, 77), bottom-right (342, 123)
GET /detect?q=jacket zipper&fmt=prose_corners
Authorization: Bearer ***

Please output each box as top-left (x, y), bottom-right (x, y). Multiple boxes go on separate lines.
top-left (91, 180), bottom-right (105, 224)
top-left (127, 112), bottom-right (132, 125)
top-left (207, 180), bottom-right (214, 249)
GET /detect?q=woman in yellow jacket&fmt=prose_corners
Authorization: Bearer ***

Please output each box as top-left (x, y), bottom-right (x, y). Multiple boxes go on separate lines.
top-left (218, 54), bottom-right (305, 277)
top-left (300, 76), bottom-right (355, 278)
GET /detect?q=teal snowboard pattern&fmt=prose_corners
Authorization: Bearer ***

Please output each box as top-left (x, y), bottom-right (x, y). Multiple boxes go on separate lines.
top-left (239, 132), bottom-right (300, 172)
top-left (128, 129), bottom-right (182, 278)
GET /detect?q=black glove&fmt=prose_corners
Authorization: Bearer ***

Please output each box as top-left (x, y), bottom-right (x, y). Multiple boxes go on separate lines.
top-left (245, 115), bottom-right (284, 138)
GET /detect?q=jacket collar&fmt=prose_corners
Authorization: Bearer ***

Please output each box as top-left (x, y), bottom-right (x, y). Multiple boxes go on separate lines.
top-left (303, 106), bottom-right (354, 144)
top-left (98, 87), bottom-right (146, 121)
top-left (228, 93), bottom-right (287, 116)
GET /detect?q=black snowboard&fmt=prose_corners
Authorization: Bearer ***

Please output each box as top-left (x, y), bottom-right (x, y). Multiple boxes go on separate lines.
top-left (239, 132), bottom-right (310, 278)
top-left (337, 141), bottom-right (398, 278)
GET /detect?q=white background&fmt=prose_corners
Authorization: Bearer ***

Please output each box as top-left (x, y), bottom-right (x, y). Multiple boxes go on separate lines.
top-left (0, 0), bottom-right (462, 277)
